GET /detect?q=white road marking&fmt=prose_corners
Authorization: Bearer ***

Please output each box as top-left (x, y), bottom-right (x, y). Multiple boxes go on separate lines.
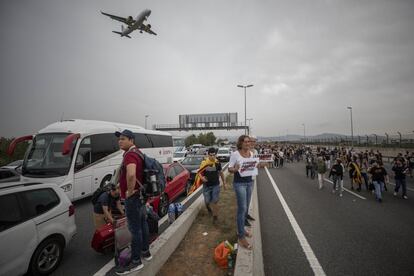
top-left (265, 167), bottom-right (326, 276)
top-left (324, 178), bottom-right (367, 200)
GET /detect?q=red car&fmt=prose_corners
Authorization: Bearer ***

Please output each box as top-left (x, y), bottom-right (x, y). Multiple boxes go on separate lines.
top-left (147, 162), bottom-right (190, 217)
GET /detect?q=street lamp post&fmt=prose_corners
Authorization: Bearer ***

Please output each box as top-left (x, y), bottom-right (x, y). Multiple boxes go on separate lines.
top-left (397, 131), bottom-right (402, 147)
top-left (246, 118), bottom-right (253, 135)
top-left (302, 123), bottom-right (306, 142)
top-left (347, 106), bottom-right (354, 148)
top-left (145, 115), bottom-right (150, 129)
top-left (237, 84), bottom-right (253, 135)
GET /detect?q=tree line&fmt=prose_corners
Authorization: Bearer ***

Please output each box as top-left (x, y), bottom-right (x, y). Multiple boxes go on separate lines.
top-left (0, 138), bottom-right (29, 167)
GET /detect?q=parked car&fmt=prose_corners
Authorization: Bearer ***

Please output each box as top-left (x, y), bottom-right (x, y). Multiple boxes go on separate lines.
top-left (216, 148), bottom-right (231, 162)
top-left (0, 160), bottom-right (22, 183)
top-left (180, 156), bottom-right (205, 186)
top-left (173, 151), bottom-right (187, 163)
top-left (147, 163), bottom-right (190, 217)
top-left (0, 182), bottom-right (76, 276)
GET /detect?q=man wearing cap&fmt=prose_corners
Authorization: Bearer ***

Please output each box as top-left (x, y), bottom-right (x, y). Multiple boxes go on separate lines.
top-left (200, 147), bottom-right (225, 223)
top-left (115, 130), bottom-right (152, 275)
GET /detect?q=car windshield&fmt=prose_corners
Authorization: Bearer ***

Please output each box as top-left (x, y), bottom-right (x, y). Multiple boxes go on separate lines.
top-left (218, 150), bottom-right (229, 154)
top-left (181, 157), bottom-right (204, 165)
top-left (22, 133), bottom-right (76, 177)
top-left (173, 152), bottom-right (185, 158)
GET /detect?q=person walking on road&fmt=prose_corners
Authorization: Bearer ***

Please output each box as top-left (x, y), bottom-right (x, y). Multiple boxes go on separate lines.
top-left (200, 148), bottom-right (226, 223)
top-left (369, 161), bottom-right (389, 203)
top-left (349, 157), bottom-right (363, 191)
top-left (228, 135), bottom-right (256, 250)
top-left (329, 159), bottom-right (344, 197)
top-left (115, 130), bottom-right (152, 275)
top-left (316, 156), bottom-right (327, 189)
top-left (392, 159), bottom-right (409, 200)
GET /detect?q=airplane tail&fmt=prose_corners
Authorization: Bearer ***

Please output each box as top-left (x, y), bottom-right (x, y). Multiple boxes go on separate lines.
top-left (112, 25), bottom-right (131, 38)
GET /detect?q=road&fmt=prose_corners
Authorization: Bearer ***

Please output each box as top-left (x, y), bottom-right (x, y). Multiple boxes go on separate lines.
top-left (257, 161), bottom-right (414, 276)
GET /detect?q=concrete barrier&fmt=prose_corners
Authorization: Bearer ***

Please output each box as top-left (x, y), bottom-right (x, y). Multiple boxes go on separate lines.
top-left (234, 178), bottom-right (264, 276)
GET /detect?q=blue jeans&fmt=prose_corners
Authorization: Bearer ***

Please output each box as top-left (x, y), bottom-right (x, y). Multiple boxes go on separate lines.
top-left (203, 184), bottom-right (220, 204)
top-left (394, 178), bottom-right (407, 196)
top-left (124, 195), bottom-right (150, 262)
top-left (233, 181), bottom-right (253, 239)
top-left (372, 181), bottom-right (384, 200)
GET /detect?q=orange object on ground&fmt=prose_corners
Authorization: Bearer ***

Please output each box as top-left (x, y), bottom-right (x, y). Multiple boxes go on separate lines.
top-left (214, 242), bottom-right (230, 269)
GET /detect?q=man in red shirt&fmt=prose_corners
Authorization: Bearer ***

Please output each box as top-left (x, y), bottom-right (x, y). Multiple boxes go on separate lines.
top-left (115, 130), bottom-right (151, 275)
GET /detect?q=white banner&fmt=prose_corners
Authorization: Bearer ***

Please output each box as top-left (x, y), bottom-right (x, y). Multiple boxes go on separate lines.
top-left (258, 154), bottom-right (273, 163)
top-left (238, 157), bottom-right (260, 177)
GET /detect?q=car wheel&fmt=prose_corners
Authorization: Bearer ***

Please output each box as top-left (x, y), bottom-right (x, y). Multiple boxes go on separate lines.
top-left (158, 193), bottom-right (169, 217)
top-left (185, 181), bottom-right (192, 196)
top-left (100, 175), bottom-right (112, 188)
top-left (30, 237), bottom-right (64, 276)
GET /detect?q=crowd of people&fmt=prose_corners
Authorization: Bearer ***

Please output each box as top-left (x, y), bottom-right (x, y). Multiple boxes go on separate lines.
top-left (251, 142), bottom-right (413, 203)
top-left (94, 129), bottom-right (413, 273)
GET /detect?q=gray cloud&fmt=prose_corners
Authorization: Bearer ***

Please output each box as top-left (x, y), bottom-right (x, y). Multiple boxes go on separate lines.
top-left (1, 0), bottom-right (413, 138)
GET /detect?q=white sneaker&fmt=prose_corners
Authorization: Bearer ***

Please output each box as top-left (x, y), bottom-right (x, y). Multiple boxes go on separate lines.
top-left (403, 195), bottom-right (408, 200)
top-left (393, 192), bottom-right (397, 196)
top-left (339, 193), bottom-right (343, 197)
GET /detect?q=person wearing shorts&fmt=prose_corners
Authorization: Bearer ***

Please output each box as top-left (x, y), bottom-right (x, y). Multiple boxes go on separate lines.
top-left (200, 147), bottom-right (225, 223)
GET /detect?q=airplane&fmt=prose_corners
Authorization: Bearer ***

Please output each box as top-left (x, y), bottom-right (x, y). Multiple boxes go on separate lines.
top-left (101, 9), bottom-right (157, 38)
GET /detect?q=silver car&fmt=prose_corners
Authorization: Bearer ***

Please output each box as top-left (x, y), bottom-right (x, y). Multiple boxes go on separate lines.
top-left (0, 182), bottom-right (77, 275)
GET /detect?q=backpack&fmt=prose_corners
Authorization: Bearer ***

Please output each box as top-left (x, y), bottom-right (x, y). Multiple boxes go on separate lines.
top-left (126, 148), bottom-right (166, 197)
top-left (91, 186), bottom-right (108, 205)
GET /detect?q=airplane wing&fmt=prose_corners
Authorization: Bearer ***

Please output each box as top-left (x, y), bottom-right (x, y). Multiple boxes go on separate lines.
top-left (139, 24), bottom-right (157, 35)
top-left (101, 11), bottom-right (134, 25)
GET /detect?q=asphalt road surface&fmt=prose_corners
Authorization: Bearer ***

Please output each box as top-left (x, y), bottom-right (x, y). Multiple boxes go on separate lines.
top-left (257, 161), bottom-right (414, 276)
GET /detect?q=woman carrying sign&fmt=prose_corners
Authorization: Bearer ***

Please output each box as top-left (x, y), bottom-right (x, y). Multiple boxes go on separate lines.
top-left (228, 135), bottom-right (258, 250)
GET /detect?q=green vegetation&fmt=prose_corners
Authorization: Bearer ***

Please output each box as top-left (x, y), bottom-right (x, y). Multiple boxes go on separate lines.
top-left (184, 132), bottom-right (217, 147)
top-left (0, 137), bottom-right (29, 166)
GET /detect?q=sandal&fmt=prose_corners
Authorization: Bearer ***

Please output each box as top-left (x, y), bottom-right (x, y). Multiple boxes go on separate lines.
top-left (238, 238), bottom-right (252, 250)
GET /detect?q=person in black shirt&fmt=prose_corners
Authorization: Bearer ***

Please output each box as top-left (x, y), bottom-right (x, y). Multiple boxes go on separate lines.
top-left (200, 148), bottom-right (225, 223)
top-left (392, 159), bottom-right (408, 199)
top-left (368, 161), bottom-right (389, 203)
top-left (93, 183), bottom-right (124, 229)
top-left (329, 159), bottom-right (344, 197)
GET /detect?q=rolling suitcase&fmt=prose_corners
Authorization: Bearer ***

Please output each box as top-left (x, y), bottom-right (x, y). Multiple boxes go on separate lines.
top-left (91, 222), bottom-right (115, 253)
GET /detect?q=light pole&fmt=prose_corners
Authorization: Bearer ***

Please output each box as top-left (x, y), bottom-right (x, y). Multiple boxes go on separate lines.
top-left (302, 123), bottom-right (306, 142)
top-left (237, 84), bottom-right (253, 135)
top-left (347, 106), bottom-right (354, 148)
top-left (246, 118), bottom-right (253, 135)
top-left (145, 115), bottom-right (150, 129)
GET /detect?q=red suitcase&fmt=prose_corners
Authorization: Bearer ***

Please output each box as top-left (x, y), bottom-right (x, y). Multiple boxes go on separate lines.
top-left (91, 223), bottom-right (115, 253)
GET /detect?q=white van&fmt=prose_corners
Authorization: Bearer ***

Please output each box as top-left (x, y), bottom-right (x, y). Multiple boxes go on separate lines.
top-left (8, 119), bottom-right (173, 201)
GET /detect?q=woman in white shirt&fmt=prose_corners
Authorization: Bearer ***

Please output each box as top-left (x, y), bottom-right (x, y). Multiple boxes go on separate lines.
top-left (228, 135), bottom-right (255, 249)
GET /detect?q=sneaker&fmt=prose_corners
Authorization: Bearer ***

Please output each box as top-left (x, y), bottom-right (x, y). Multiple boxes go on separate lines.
top-left (246, 214), bottom-right (255, 221)
top-left (378, 198), bottom-right (382, 203)
top-left (244, 219), bottom-right (251, 227)
top-left (142, 251), bottom-right (152, 261)
top-left (339, 193), bottom-right (343, 197)
top-left (115, 260), bottom-right (144, 275)
top-left (393, 192), bottom-right (397, 196)
top-left (403, 195), bottom-right (408, 200)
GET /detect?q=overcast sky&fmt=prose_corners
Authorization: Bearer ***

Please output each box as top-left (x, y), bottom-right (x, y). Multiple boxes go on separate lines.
top-left (1, 0), bottom-right (413, 138)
